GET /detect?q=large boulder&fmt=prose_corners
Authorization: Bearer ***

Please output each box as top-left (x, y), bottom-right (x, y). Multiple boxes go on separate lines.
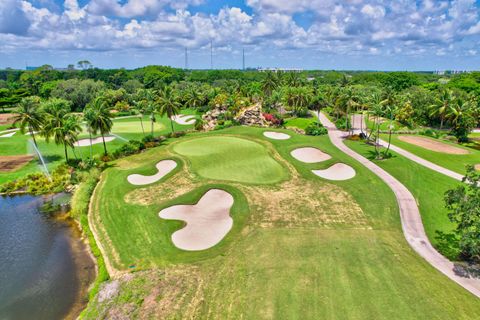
top-left (201, 105), bottom-right (227, 131)
top-left (234, 103), bottom-right (267, 127)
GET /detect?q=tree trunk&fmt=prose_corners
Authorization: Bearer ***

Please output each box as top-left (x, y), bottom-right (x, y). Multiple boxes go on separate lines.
top-left (440, 117), bottom-right (444, 130)
top-left (170, 118), bottom-right (175, 134)
top-left (140, 115), bottom-right (145, 136)
top-left (102, 133), bottom-right (107, 155)
top-left (29, 126), bottom-right (38, 147)
top-left (151, 113), bottom-right (154, 135)
top-left (64, 143), bottom-right (69, 162)
top-left (376, 120), bottom-right (381, 159)
top-left (88, 128), bottom-right (93, 159)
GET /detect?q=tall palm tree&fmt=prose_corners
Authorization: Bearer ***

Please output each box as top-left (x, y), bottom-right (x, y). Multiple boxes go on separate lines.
top-left (367, 93), bottom-right (384, 156)
top-left (429, 89), bottom-right (454, 130)
top-left (261, 71), bottom-right (279, 97)
top-left (185, 86), bottom-right (206, 109)
top-left (83, 105), bottom-right (96, 158)
top-left (136, 88), bottom-right (157, 135)
top-left (86, 97), bottom-right (113, 155)
top-left (42, 99), bottom-right (80, 161)
top-left (157, 86), bottom-right (181, 133)
top-left (13, 96), bottom-right (44, 147)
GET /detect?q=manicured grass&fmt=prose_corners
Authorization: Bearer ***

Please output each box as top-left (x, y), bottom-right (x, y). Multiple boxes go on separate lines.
top-left (172, 136), bottom-right (289, 184)
top-left (345, 139), bottom-right (463, 259)
top-left (88, 126), bottom-right (480, 318)
top-left (284, 116), bottom-right (317, 130)
top-left (381, 134), bottom-right (480, 175)
top-left (0, 112), bottom-right (196, 184)
top-left (365, 115), bottom-right (412, 132)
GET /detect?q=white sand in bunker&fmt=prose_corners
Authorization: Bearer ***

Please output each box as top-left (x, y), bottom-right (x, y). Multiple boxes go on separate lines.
top-left (291, 147), bottom-right (331, 163)
top-left (75, 136), bottom-right (115, 147)
top-left (398, 135), bottom-right (469, 155)
top-left (171, 114), bottom-right (196, 125)
top-left (159, 189), bottom-right (234, 251)
top-left (263, 131), bottom-right (291, 140)
top-left (0, 131), bottom-right (17, 138)
top-left (312, 163), bottom-right (356, 181)
top-left (127, 160), bottom-right (177, 185)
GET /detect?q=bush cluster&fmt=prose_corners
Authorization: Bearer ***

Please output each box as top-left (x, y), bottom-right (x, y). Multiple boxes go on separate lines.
top-left (305, 122), bottom-right (328, 136)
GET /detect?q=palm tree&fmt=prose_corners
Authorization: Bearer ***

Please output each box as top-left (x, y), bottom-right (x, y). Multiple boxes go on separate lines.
top-left (86, 97), bottom-right (113, 155)
top-left (42, 99), bottom-right (80, 161)
top-left (157, 86), bottom-right (181, 133)
top-left (13, 96), bottom-right (44, 147)
top-left (62, 115), bottom-right (82, 161)
top-left (284, 72), bottom-right (304, 87)
top-left (136, 89), bottom-right (157, 135)
top-left (429, 89), bottom-right (454, 130)
top-left (261, 71), bottom-right (279, 97)
top-left (367, 93), bottom-right (384, 156)
top-left (185, 86), bottom-right (206, 109)
top-left (83, 105), bottom-right (97, 158)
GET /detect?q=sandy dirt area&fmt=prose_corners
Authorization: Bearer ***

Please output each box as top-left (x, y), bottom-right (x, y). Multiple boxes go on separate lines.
top-left (127, 160), bottom-right (177, 185)
top-left (263, 131), bottom-right (291, 140)
top-left (0, 113), bottom-right (18, 125)
top-left (398, 135), bottom-right (470, 155)
top-left (312, 163), bottom-right (356, 181)
top-left (290, 147), bottom-right (331, 163)
top-left (159, 189), bottom-right (234, 251)
top-left (171, 115), bottom-right (196, 125)
top-left (75, 136), bottom-right (115, 147)
top-left (0, 155), bottom-right (34, 172)
top-left (475, 164), bottom-right (480, 171)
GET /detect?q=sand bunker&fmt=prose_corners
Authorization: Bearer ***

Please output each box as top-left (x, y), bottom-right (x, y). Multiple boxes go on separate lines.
top-left (398, 135), bottom-right (469, 155)
top-left (74, 136), bottom-right (115, 147)
top-left (171, 114), bottom-right (196, 125)
top-left (0, 155), bottom-right (34, 172)
top-left (475, 164), bottom-right (480, 171)
top-left (159, 189), bottom-right (234, 251)
top-left (0, 131), bottom-right (17, 138)
top-left (263, 131), bottom-right (291, 140)
top-left (291, 147), bottom-right (331, 163)
top-left (127, 160), bottom-right (177, 185)
top-left (312, 163), bottom-right (356, 181)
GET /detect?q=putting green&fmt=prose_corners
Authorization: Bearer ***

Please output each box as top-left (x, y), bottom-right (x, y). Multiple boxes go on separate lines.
top-left (172, 136), bottom-right (288, 184)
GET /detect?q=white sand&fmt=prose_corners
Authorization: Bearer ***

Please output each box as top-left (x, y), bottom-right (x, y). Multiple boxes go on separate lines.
top-left (0, 131), bottom-right (17, 138)
top-left (127, 160), bottom-right (177, 185)
top-left (291, 147), bottom-right (331, 163)
top-left (312, 163), bottom-right (356, 181)
top-left (171, 114), bottom-right (196, 125)
top-left (159, 189), bottom-right (234, 251)
top-left (263, 131), bottom-right (291, 140)
top-left (75, 136), bottom-right (115, 147)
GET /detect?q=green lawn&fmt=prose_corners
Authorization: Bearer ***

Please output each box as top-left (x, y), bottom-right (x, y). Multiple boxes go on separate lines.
top-left (345, 139), bottom-right (463, 259)
top-left (284, 117), bottom-right (317, 130)
top-left (0, 112), bottom-right (197, 184)
top-left (86, 126), bottom-right (480, 319)
top-left (172, 136), bottom-right (288, 184)
top-left (381, 134), bottom-right (480, 175)
top-left (365, 115), bottom-right (412, 132)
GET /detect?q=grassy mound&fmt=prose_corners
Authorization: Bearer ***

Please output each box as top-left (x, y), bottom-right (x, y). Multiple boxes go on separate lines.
top-left (172, 136), bottom-right (288, 184)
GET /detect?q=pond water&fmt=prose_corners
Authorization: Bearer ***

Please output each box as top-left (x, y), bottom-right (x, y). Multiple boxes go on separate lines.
top-left (0, 195), bottom-right (95, 320)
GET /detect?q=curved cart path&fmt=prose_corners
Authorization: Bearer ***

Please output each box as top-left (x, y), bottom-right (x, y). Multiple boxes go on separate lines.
top-left (352, 114), bottom-right (463, 181)
top-left (318, 112), bottom-right (480, 298)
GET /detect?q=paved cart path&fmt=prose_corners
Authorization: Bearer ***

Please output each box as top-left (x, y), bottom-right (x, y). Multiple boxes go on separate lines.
top-left (318, 112), bottom-right (480, 298)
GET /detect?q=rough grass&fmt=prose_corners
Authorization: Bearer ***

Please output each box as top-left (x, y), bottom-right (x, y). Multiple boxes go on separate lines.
top-left (86, 126), bottom-right (480, 319)
top-left (382, 134), bottom-right (480, 175)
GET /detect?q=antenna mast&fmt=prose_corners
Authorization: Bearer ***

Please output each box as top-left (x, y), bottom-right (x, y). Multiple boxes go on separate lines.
top-left (242, 48), bottom-right (245, 70)
top-left (210, 40), bottom-right (213, 70)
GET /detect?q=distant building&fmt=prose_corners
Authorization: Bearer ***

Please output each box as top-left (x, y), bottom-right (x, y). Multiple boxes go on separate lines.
top-left (257, 67), bottom-right (303, 72)
top-left (26, 66), bottom-right (40, 71)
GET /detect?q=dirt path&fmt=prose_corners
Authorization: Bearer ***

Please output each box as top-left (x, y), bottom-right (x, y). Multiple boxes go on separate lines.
top-left (321, 112), bottom-right (480, 298)
top-left (351, 114), bottom-right (463, 181)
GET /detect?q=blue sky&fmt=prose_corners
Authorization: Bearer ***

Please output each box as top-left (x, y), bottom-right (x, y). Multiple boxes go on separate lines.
top-left (1, 0), bottom-right (480, 70)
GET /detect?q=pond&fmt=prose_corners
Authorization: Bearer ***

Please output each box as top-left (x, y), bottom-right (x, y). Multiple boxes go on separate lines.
top-left (0, 194), bottom-right (95, 320)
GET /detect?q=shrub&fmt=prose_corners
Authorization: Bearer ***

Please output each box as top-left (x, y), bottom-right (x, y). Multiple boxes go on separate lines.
top-left (263, 113), bottom-right (283, 126)
top-left (305, 122), bottom-right (328, 136)
top-left (335, 117), bottom-right (351, 131)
